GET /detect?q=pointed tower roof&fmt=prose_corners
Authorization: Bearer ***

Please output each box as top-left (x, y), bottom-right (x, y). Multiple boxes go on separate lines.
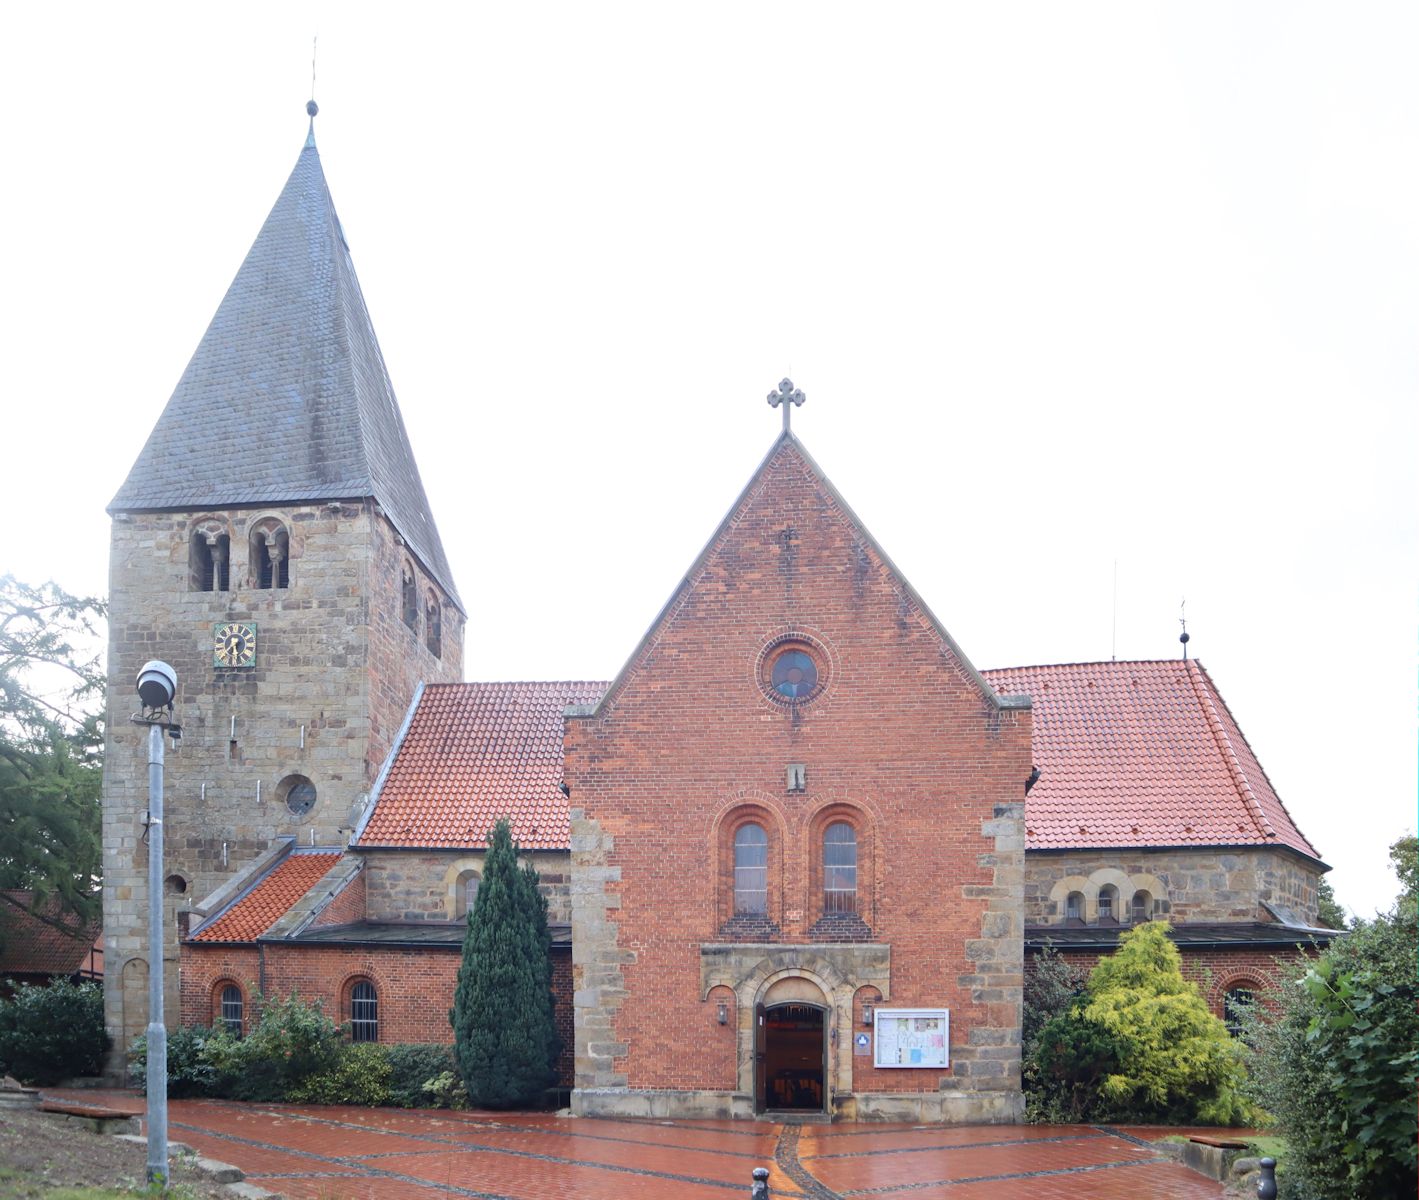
top-left (110, 119), bottom-right (461, 609)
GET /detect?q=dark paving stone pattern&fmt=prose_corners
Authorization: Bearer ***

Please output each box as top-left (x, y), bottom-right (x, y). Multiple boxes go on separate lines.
top-left (45, 1090), bottom-right (1228, 1199)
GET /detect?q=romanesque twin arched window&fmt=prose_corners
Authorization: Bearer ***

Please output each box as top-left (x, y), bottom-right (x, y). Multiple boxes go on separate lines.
top-left (190, 517), bottom-right (294, 591)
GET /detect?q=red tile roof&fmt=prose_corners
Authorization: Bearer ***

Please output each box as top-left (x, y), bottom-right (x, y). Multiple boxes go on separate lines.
top-left (355, 682), bottom-right (607, 850)
top-left (983, 659), bottom-right (1320, 860)
top-left (0, 892), bottom-right (102, 976)
top-left (190, 851), bottom-right (342, 943)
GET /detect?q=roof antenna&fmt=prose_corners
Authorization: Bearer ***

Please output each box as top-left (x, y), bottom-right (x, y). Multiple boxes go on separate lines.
top-left (305, 35), bottom-right (319, 145)
top-left (1111, 559), bottom-right (1118, 661)
top-left (1179, 598), bottom-right (1190, 661)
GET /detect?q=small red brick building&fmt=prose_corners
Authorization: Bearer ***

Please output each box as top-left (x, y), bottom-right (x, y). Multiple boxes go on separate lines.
top-left (104, 115), bottom-right (1335, 1119)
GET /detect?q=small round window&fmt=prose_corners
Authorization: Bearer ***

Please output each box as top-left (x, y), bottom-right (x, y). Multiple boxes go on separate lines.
top-left (771, 650), bottom-right (818, 699)
top-left (279, 774), bottom-right (318, 818)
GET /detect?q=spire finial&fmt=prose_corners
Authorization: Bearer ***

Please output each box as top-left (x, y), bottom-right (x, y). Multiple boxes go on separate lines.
top-left (766, 378), bottom-right (806, 433)
top-left (1179, 598), bottom-right (1190, 660)
top-left (305, 36), bottom-right (319, 146)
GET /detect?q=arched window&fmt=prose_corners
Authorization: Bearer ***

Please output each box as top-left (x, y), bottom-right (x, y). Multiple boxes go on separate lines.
top-left (1224, 986), bottom-right (1255, 1039)
top-left (349, 980), bottom-right (378, 1042)
top-left (1065, 891), bottom-right (1085, 922)
top-left (401, 566), bottom-right (418, 631)
top-left (190, 529), bottom-right (230, 592)
top-left (218, 983), bottom-right (243, 1035)
top-left (425, 592), bottom-right (442, 657)
top-left (1097, 884), bottom-right (1118, 923)
top-left (733, 824), bottom-right (768, 914)
top-left (1131, 890), bottom-right (1152, 924)
top-left (250, 521), bottom-right (290, 589)
top-left (822, 822), bottom-right (858, 914)
top-left (456, 870), bottom-right (481, 919)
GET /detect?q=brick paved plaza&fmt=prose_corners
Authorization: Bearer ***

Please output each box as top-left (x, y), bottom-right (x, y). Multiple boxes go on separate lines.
top-left (45, 1091), bottom-right (1229, 1198)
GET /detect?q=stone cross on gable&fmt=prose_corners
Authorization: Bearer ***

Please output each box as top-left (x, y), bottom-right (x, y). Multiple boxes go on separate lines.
top-left (767, 378), bottom-right (805, 432)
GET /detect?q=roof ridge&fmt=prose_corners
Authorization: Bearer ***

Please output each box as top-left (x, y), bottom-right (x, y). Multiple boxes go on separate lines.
top-left (984, 659), bottom-right (1186, 672)
top-left (1183, 659), bottom-right (1276, 842)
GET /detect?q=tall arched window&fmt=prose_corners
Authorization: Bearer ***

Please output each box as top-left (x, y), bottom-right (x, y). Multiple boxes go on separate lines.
top-left (1224, 986), bottom-right (1255, 1039)
top-left (823, 822), bottom-right (858, 914)
top-left (218, 983), bottom-right (243, 1035)
top-left (1131, 890), bottom-right (1152, 924)
top-left (401, 566), bottom-right (418, 631)
top-left (733, 824), bottom-right (768, 914)
top-left (425, 592), bottom-right (442, 657)
top-left (1065, 891), bottom-right (1084, 922)
top-left (1097, 884), bottom-right (1118, 923)
top-left (350, 980), bottom-right (379, 1042)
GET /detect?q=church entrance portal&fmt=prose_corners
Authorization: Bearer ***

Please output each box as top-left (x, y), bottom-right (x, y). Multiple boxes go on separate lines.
top-left (755, 1002), bottom-right (827, 1113)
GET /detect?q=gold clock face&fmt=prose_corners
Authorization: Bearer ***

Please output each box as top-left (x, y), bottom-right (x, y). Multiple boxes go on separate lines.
top-left (213, 622), bottom-right (257, 668)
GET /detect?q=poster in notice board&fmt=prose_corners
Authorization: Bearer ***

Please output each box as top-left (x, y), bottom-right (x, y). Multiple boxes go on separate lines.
top-left (873, 1008), bottom-right (949, 1069)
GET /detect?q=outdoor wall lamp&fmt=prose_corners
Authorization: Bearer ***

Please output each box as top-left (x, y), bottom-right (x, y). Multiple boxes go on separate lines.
top-left (717, 1002), bottom-right (728, 1025)
top-left (861, 1002), bottom-right (875, 1026)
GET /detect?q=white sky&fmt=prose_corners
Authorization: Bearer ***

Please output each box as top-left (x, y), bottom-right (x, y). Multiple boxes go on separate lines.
top-left (1, 3), bottom-right (1413, 919)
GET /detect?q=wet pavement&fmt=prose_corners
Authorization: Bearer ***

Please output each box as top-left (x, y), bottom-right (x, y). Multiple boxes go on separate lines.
top-left (42, 1090), bottom-right (1229, 1198)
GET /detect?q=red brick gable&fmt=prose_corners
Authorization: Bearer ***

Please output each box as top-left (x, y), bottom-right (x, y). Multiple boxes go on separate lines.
top-left (592, 433), bottom-right (1025, 721)
top-left (983, 659), bottom-right (1320, 861)
top-left (190, 852), bottom-right (342, 943)
top-left (355, 681), bottom-right (606, 850)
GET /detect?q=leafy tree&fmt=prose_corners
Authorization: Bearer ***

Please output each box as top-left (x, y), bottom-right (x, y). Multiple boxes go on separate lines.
top-left (1245, 836), bottom-right (1418, 1199)
top-left (1080, 922), bottom-right (1253, 1124)
top-left (450, 820), bottom-right (558, 1108)
top-left (0, 576), bottom-right (105, 949)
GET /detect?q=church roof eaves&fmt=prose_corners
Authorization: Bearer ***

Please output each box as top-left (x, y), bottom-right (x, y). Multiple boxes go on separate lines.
top-left (108, 132), bottom-right (462, 611)
top-left (580, 430), bottom-right (1024, 722)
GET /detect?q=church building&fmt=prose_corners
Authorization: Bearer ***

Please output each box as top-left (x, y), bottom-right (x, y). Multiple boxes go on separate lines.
top-left (101, 113), bottom-right (1334, 1121)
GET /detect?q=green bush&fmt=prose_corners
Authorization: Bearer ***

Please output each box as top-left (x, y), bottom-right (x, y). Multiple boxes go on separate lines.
top-left (1026, 1008), bottom-right (1125, 1123)
top-left (128, 1023), bottom-right (238, 1097)
top-left (0, 978), bottom-right (109, 1085)
top-left (1245, 838), bottom-right (1418, 1199)
top-left (1082, 922), bottom-right (1252, 1124)
top-left (288, 1042), bottom-right (392, 1106)
top-left (385, 1043), bottom-right (455, 1108)
top-left (1022, 924), bottom-right (1253, 1126)
top-left (421, 1070), bottom-right (469, 1109)
top-left (223, 993), bottom-right (345, 1102)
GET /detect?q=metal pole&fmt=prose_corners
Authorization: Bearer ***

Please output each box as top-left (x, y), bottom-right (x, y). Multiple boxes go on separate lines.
top-left (145, 721), bottom-right (168, 1188)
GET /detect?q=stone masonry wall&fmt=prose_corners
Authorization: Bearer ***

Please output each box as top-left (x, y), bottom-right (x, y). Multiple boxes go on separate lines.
top-left (103, 501), bottom-right (462, 1071)
top-left (361, 850), bottom-right (572, 924)
top-left (568, 441), bottom-right (1030, 1122)
top-left (1025, 847), bottom-right (1325, 926)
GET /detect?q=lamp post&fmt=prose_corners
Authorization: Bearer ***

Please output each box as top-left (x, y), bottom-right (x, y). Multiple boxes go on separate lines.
top-left (134, 661), bottom-right (179, 1189)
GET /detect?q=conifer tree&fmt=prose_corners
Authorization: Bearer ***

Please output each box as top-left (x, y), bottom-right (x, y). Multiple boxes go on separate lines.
top-left (449, 820), bottom-right (558, 1107)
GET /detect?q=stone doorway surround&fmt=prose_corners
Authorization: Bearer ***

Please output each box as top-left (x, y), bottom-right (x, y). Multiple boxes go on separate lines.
top-left (701, 941), bottom-right (891, 1118)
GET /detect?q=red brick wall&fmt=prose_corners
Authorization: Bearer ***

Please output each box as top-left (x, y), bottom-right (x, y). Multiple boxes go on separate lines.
top-left (181, 942), bottom-right (574, 1085)
top-left (567, 441), bottom-right (1030, 1096)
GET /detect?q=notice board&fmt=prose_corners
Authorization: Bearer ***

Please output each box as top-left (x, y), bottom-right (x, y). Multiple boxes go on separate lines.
top-left (873, 1008), bottom-right (949, 1069)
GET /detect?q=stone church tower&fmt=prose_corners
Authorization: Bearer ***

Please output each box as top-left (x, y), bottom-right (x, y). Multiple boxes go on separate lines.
top-left (101, 111), bottom-right (463, 1061)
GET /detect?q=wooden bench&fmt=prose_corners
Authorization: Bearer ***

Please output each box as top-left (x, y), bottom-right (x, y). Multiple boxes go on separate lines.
top-left (37, 1100), bottom-right (139, 1134)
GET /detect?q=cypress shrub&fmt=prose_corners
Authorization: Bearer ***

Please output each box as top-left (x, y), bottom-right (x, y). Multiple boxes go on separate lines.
top-left (450, 820), bottom-right (558, 1108)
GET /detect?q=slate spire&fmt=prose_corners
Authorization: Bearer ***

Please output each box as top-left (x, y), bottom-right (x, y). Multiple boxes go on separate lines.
top-left (111, 118), bottom-right (461, 609)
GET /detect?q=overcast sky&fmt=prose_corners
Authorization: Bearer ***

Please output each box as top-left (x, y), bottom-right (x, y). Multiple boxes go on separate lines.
top-left (2, 2), bottom-right (1413, 918)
